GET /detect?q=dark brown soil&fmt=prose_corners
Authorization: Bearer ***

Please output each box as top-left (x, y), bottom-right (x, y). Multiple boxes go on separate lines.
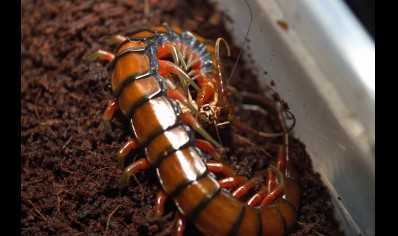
top-left (21, 0), bottom-right (344, 235)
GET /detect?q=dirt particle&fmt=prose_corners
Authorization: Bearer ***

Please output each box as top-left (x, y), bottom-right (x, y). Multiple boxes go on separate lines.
top-left (276, 19), bottom-right (289, 30)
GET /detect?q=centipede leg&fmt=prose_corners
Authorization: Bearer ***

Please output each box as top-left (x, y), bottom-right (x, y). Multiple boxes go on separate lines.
top-left (86, 49), bottom-right (115, 63)
top-left (196, 83), bottom-right (216, 108)
top-left (231, 176), bottom-right (276, 207)
top-left (260, 166), bottom-right (285, 207)
top-left (206, 162), bottom-right (251, 190)
top-left (154, 189), bottom-right (168, 217)
top-left (158, 60), bottom-right (200, 92)
top-left (242, 135), bottom-right (289, 207)
top-left (117, 138), bottom-right (140, 169)
top-left (195, 139), bottom-right (224, 164)
top-left (206, 161), bottom-right (235, 177)
top-left (102, 99), bottom-right (119, 138)
top-left (241, 166), bottom-right (286, 207)
top-left (180, 112), bottom-right (225, 156)
top-left (118, 158), bottom-right (151, 189)
top-left (265, 145), bottom-right (285, 191)
top-left (236, 159), bottom-right (287, 207)
top-left (187, 70), bottom-right (217, 107)
top-left (232, 177), bottom-right (260, 199)
top-left (175, 212), bottom-right (186, 236)
top-left (217, 176), bottom-right (247, 188)
top-left (246, 186), bottom-right (268, 206)
top-left (261, 184), bottom-right (285, 207)
top-left (263, 134), bottom-right (289, 195)
top-left (167, 88), bottom-right (208, 123)
top-left (86, 35), bottom-right (125, 64)
top-left (155, 189), bottom-right (187, 236)
top-left (158, 44), bottom-right (188, 70)
top-left (105, 34), bottom-right (127, 46)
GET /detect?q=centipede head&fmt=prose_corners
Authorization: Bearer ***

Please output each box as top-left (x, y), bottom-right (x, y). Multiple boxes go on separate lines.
top-left (200, 38), bottom-right (235, 126)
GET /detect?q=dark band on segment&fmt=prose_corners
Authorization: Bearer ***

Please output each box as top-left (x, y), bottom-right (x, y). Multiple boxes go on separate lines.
top-left (125, 89), bottom-right (163, 119)
top-left (255, 207), bottom-right (263, 236)
top-left (148, 140), bottom-right (192, 168)
top-left (108, 46), bottom-right (148, 71)
top-left (275, 207), bottom-right (288, 236)
top-left (226, 204), bottom-right (245, 236)
top-left (187, 186), bottom-right (221, 221)
top-left (168, 169), bottom-right (209, 199)
top-left (112, 71), bottom-right (151, 98)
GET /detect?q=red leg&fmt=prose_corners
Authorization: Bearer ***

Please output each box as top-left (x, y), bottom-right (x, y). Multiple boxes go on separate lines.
top-left (102, 98), bottom-right (119, 138)
top-left (240, 165), bottom-right (286, 207)
top-left (260, 184), bottom-right (285, 207)
top-left (187, 69), bottom-right (217, 108)
top-left (167, 88), bottom-right (209, 123)
top-left (217, 176), bottom-right (247, 188)
top-left (266, 167), bottom-right (277, 193)
top-left (158, 60), bottom-right (199, 91)
top-left (231, 176), bottom-right (273, 207)
top-left (196, 84), bottom-right (216, 108)
top-left (86, 49), bottom-right (115, 63)
top-left (207, 161), bottom-right (248, 190)
top-left (206, 161), bottom-right (235, 177)
top-left (86, 35), bottom-right (125, 63)
top-left (232, 177), bottom-right (259, 199)
top-left (266, 134), bottom-right (289, 192)
top-left (246, 186), bottom-right (268, 207)
top-left (260, 166), bottom-right (285, 207)
top-left (105, 34), bottom-right (127, 46)
top-left (155, 189), bottom-right (187, 236)
top-left (157, 44), bottom-right (188, 69)
top-left (276, 134), bottom-right (289, 173)
top-left (118, 158), bottom-right (151, 189)
top-left (180, 112), bottom-right (224, 154)
top-left (175, 212), bottom-right (186, 236)
top-left (195, 75), bottom-right (216, 108)
top-left (154, 189), bottom-right (168, 217)
top-left (196, 140), bottom-right (225, 164)
top-left (157, 44), bottom-right (172, 59)
top-left (117, 138), bottom-right (140, 169)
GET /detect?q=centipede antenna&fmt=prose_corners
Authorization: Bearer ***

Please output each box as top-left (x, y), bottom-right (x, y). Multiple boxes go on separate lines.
top-left (210, 38), bottom-right (232, 147)
top-left (283, 109), bottom-right (296, 133)
top-left (213, 122), bottom-right (224, 149)
top-left (215, 38), bottom-right (231, 98)
top-left (228, 0), bottom-right (252, 85)
top-left (266, 84), bottom-right (296, 133)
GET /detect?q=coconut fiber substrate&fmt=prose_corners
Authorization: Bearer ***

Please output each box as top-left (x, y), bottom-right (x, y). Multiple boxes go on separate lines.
top-left (21, 0), bottom-right (344, 235)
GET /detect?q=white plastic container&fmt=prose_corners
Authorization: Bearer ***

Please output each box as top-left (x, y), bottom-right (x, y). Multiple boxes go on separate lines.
top-left (215, 0), bottom-right (375, 235)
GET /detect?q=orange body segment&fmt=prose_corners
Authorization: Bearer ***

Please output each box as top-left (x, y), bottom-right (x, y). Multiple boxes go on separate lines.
top-left (194, 190), bottom-right (244, 236)
top-left (118, 76), bottom-right (162, 116)
top-left (157, 147), bottom-right (207, 195)
top-left (173, 174), bottom-right (219, 217)
top-left (131, 97), bottom-right (178, 144)
top-left (145, 126), bottom-right (191, 165)
top-left (111, 42), bottom-right (150, 94)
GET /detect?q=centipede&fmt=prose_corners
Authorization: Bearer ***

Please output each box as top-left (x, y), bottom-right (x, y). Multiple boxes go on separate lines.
top-left (87, 24), bottom-right (301, 236)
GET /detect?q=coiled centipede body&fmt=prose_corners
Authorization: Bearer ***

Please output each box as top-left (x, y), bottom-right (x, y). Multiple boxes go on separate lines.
top-left (88, 25), bottom-right (301, 236)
